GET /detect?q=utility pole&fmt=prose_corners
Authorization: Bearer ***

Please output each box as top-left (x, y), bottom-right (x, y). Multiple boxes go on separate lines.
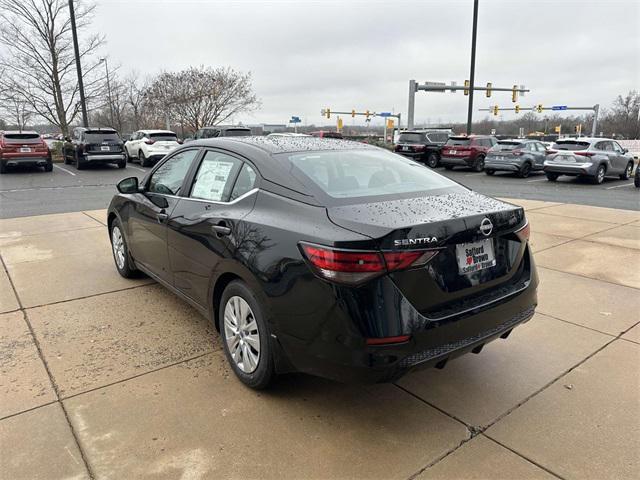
top-left (408, 80), bottom-right (416, 129)
top-left (466, 0), bottom-right (479, 135)
top-left (591, 104), bottom-right (599, 137)
top-left (68, 0), bottom-right (88, 128)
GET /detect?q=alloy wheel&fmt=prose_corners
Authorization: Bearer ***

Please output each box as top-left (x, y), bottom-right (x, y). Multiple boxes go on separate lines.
top-left (224, 296), bottom-right (260, 373)
top-left (597, 166), bottom-right (605, 184)
top-left (111, 226), bottom-right (126, 270)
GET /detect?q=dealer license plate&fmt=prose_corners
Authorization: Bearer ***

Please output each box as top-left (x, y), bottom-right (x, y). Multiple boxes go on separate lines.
top-left (20, 147), bottom-right (31, 152)
top-left (455, 238), bottom-right (496, 274)
top-left (448, 149), bottom-right (457, 155)
top-left (101, 145), bottom-right (110, 151)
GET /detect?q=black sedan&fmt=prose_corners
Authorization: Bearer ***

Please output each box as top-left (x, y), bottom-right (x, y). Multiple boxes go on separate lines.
top-left (107, 137), bottom-right (538, 389)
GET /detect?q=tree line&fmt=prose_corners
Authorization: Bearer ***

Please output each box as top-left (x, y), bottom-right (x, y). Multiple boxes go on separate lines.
top-left (0, 0), bottom-right (259, 136)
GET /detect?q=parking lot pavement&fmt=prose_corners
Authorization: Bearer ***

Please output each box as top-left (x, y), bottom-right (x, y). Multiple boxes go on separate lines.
top-left (0, 201), bottom-right (638, 479)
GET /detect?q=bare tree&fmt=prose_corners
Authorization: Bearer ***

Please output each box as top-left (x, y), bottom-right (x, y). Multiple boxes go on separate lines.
top-left (145, 66), bottom-right (260, 131)
top-left (0, 83), bottom-right (33, 130)
top-left (0, 0), bottom-right (104, 135)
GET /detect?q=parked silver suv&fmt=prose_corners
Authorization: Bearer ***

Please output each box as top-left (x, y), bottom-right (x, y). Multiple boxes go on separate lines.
top-left (543, 138), bottom-right (634, 184)
top-left (485, 139), bottom-right (547, 178)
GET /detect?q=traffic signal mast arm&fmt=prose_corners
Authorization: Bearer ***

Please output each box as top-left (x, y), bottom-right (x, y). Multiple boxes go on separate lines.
top-left (321, 109), bottom-right (401, 126)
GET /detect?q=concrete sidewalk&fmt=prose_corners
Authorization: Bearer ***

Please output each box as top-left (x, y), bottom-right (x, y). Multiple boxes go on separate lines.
top-left (1, 201), bottom-right (638, 480)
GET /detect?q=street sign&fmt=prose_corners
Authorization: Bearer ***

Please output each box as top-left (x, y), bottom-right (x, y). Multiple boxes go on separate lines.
top-left (290, 116), bottom-right (301, 123)
top-left (386, 119), bottom-right (394, 129)
top-left (378, 112), bottom-right (392, 117)
top-left (552, 105), bottom-right (567, 111)
top-left (425, 81), bottom-right (446, 92)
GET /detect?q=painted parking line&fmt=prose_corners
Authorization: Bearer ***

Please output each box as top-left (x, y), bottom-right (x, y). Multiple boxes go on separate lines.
top-left (464, 172), bottom-right (484, 176)
top-left (527, 178), bottom-right (548, 183)
top-left (605, 183), bottom-right (634, 190)
top-left (127, 166), bottom-right (146, 173)
top-left (53, 164), bottom-right (76, 176)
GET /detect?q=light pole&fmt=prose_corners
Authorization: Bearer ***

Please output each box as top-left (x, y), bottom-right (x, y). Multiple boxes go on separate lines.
top-left (68, 0), bottom-right (88, 127)
top-left (466, 0), bottom-right (479, 135)
top-left (99, 57), bottom-right (114, 127)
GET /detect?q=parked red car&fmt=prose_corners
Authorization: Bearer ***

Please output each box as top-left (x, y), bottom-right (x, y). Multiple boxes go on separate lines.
top-left (439, 135), bottom-right (497, 172)
top-left (310, 131), bottom-right (343, 139)
top-left (0, 131), bottom-right (52, 174)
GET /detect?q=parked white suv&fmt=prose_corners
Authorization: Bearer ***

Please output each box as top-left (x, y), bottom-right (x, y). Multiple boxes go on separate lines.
top-left (124, 130), bottom-right (180, 167)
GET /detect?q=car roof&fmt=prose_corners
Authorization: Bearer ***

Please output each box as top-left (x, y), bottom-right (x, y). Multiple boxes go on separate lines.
top-left (200, 125), bottom-right (251, 130)
top-left (188, 136), bottom-right (377, 154)
top-left (2, 130), bottom-right (39, 135)
top-left (449, 135), bottom-right (493, 139)
top-left (137, 129), bottom-right (176, 134)
top-left (554, 137), bottom-right (610, 143)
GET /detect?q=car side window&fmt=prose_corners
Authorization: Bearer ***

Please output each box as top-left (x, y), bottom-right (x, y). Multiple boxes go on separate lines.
top-left (612, 142), bottom-right (623, 153)
top-left (190, 151), bottom-right (242, 202)
top-left (230, 164), bottom-right (258, 201)
top-left (148, 149), bottom-right (199, 196)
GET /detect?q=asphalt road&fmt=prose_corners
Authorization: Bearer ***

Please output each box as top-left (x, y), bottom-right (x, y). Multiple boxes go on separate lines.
top-left (0, 161), bottom-right (638, 219)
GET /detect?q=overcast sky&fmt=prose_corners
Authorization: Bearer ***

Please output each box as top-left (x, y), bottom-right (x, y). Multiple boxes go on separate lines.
top-left (93, 0), bottom-right (640, 127)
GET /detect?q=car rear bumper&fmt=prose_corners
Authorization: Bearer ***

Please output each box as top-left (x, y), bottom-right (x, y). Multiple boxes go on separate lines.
top-left (275, 249), bottom-right (538, 384)
top-left (485, 160), bottom-right (521, 172)
top-left (85, 154), bottom-right (125, 163)
top-left (440, 156), bottom-right (473, 166)
top-left (396, 151), bottom-right (424, 159)
top-left (543, 162), bottom-right (596, 176)
top-left (1, 156), bottom-right (50, 166)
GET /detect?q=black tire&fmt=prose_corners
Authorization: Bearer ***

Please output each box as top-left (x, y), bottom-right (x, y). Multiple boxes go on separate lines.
top-left (109, 218), bottom-right (140, 278)
top-left (518, 162), bottom-right (532, 178)
top-left (44, 163), bottom-right (53, 172)
top-left (117, 158), bottom-right (126, 169)
top-left (635, 171), bottom-right (640, 188)
top-left (64, 150), bottom-right (71, 164)
top-left (620, 162), bottom-right (633, 180)
top-left (472, 155), bottom-right (485, 172)
top-left (219, 280), bottom-right (275, 389)
top-left (485, 169), bottom-right (495, 176)
top-left (546, 172), bottom-right (559, 181)
top-left (444, 165), bottom-right (454, 171)
top-left (591, 164), bottom-right (606, 184)
top-left (125, 149), bottom-right (133, 163)
top-left (139, 150), bottom-right (149, 167)
top-left (0, 162), bottom-right (6, 174)
top-left (426, 152), bottom-right (439, 168)
top-left (75, 151), bottom-right (85, 170)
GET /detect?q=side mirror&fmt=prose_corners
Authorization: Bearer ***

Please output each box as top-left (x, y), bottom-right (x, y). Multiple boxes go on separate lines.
top-left (117, 177), bottom-right (140, 194)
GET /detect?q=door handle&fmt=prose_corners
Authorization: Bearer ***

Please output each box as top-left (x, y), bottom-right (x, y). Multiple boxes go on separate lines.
top-left (156, 212), bottom-right (168, 224)
top-left (211, 223), bottom-right (231, 236)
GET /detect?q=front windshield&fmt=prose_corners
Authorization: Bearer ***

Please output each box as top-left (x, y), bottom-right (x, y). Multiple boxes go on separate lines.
top-left (286, 149), bottom-right (456, 199)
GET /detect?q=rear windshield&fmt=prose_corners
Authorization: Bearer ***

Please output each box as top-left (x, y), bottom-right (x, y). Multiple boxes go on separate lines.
top-left (286, 149), bottom-right (456, 200)
top-left (446, 138), bottom-right (471, 146)
top-left (491, 141), bottom-right (522, 151)
top-left (398, 133), bottom-right (424, 143)
top-left (3, 133), bottom-right (40, 143)
top-left (553, 141), bottom-right (590, 151)
top-left (149, 133), bottom-right (177, 141)
top-left (84, 132), bottom-right (120, 143)
top-left (425, 132), bottom-right (449, 143)
top-left (223, 129), bottom-right (251, 137)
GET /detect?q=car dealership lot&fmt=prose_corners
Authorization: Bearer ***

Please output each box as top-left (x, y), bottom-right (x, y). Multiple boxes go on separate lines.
top-left (1, 201), bottom-right (638, 479)
top-left (0, 160), bottom-right (638, 219)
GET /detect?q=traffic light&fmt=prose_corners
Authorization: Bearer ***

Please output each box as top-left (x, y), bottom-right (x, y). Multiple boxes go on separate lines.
top-left (493, 105), bottom-right (499, 116)
top-left (536, 104), bottom-right (543, 113)
top-left (325, 108), bottom-right (331, 119)
top-left (486, 83), bottom-right (492, 98)
top-left (365, 110), bottom-right (370, 119)
top-left (575, 124), bottom-right (582, 134)
top-left (511, 85), bottom-right (518, 103)
top-left (337, 117), bottom-right (343, 130)
top-left (351, 109), bottom-right (356, 118)
top-left (464, 80), bottom-right (470, 96)
top-left (515, 104), bottom-right (521, 114)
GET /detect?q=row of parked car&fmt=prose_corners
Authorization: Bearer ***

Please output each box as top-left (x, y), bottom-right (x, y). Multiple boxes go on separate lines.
top-left (394, 129), bottom-right (639, 186)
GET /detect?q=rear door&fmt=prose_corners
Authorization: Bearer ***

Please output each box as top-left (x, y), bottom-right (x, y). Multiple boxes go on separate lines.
top-left (167, 150), bottom-right (259, 306)
top-left (127, 148), bottom-right (201, 282)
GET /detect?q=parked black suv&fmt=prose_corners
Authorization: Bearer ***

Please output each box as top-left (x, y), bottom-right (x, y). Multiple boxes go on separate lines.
top-left (394, 130), bottom-right (450, 168)
top-left (63, 127), bottom-right (126, 170)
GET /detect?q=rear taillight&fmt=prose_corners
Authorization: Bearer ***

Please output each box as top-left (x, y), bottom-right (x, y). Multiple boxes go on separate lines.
top-left (574, 151), bottom-right (596, 157)
top-left (545, 149), bottom-right (557, 155)
top-left (512, 149), bottom-right (524, 156)
top-left (144, 139), bottom-right (155, 145)
top-left (515, 221), bottom-right (530, 243)
top-left (366, 335), bottom-right (411, 346)
top-left (413, 145), bottom-right (425, 151)
top-left (299, 243), bottom-right (438, 285)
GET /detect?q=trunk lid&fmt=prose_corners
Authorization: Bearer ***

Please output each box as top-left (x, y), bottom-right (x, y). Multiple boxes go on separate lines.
top-left (327, 190), bottom-right (528, 317)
